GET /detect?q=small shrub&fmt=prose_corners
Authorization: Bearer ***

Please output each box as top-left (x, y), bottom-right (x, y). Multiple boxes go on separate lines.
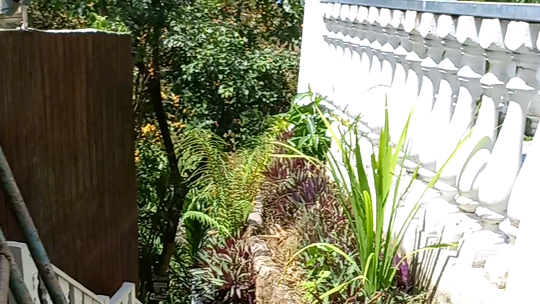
top-left (291, 192), bottom-right (361, 303)
top-left (193, 234), bottom-right (256, 304)
top-left (262, 158), bottom-right (334, 227)
top-left (277, 93), bottom-right (333, 161)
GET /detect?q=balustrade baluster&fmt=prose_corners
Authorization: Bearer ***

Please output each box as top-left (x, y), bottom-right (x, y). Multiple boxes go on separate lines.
top-left (407, 13), bottom-right (443, 162)
top-left (403, 10), bottom-right (427, 159)
top-left (456, 73), bottom-right (504, 211)
top-left (437, 16), bottom-right (484, 184)
top-left (333, 5), bottom-right (352, 107)
top-left (417, 14), bottom-right (461, 179)
top-left (332, 6), bottom-right (350, 106)
top-left (387, 10), bottom-right (414, 143)
top-left (411, 13), bottom-right (448, 170)
top-left (457, 19), bottom-right (513, 201)
top-left (340, 36), bottom-right (355, 108)
top-left (419, 15), bottom-right (462, 173)
top-left (506, 27), bottom-right (540, 292)
top-left (326, 3), bottom-right (342, 101)
top-left (505, 26), bottom-right (540, 224)
top-left (341, 6), bottom-right (361, 111)
top-left (507, 124), bottom-right (540, 224)
top-left (477, 21), bottom-right (539, 213)
top-left (368, 8), bottom-right (397, 133)
top-left (352, 6), bottom-right (371, 114)
top-left (507, 107), bottom-right (540, 302)
top-left (360, 7), bottom-right (386, 130)
top-left (477, 78), bottom-right (535, 212)
top-left (321, 3), bottom-right (337, 98)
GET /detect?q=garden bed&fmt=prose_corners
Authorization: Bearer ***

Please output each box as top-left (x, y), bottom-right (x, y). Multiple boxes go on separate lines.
top-left (250, 154), bottom-right (432, 304)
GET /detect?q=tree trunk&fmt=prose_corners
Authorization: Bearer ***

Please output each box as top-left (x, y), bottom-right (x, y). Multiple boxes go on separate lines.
top-left (146, 1), bottom-right (192, 302)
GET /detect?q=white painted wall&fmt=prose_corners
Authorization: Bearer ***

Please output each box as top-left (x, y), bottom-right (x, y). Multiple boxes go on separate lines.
top-left (297, 1), bottom-right (540, 302)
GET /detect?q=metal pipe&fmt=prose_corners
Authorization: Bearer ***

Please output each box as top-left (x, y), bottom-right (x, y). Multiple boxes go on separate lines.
top-left (20, 5), bottom-right (28, 30)
top-left (0, 229), bottom-right (33, 304)
top-left (0, 253), bottom-right (9, 304)
top-left (0, 146), bottom-right (68, 304)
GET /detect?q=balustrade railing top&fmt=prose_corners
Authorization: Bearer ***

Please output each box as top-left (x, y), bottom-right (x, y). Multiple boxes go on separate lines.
top-left (321, 0), bottom-right (540, 22)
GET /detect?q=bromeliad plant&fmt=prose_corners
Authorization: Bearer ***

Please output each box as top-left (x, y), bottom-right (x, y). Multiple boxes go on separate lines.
top-left (286, 99), bottom-right (468, 300)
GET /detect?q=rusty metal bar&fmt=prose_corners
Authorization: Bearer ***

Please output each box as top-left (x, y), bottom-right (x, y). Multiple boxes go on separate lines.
top-left (0, 145), bottom-right (68, 304)
top-left (0, 229), bottom-right (33, 304)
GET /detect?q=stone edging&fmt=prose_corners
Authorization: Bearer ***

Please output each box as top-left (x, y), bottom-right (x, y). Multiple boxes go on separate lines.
top-left (248, 196), bottom-right (295, 304)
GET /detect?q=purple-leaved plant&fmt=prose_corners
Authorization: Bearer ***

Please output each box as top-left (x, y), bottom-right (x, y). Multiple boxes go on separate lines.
top-left (394, 255), bottom-right (410, 290)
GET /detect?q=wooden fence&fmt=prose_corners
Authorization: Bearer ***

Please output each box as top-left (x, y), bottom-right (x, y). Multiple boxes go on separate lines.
top-left (0, 30), bottom-right (137, 296)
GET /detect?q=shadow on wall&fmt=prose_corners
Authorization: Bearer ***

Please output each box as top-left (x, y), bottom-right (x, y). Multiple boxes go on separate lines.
top-left (410, 220), bottom-right (461, 303)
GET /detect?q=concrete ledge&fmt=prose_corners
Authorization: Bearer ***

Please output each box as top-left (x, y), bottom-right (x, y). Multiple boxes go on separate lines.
top-left (321, 0), bottom-right (540, 23)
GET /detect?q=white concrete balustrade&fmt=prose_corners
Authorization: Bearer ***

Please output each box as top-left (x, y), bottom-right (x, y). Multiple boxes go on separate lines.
top-left (298, 0), bottom-right (540, 303)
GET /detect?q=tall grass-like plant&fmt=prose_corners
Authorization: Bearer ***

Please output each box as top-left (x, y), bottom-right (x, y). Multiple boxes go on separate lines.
top-left (324, 107), bottom-right (414, 296)
top-left (286, 99), bottom-right (468, 300)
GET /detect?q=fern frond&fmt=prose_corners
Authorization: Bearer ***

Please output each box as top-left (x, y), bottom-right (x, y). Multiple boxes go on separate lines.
top-left (182, 211), bottom-right (231, 236)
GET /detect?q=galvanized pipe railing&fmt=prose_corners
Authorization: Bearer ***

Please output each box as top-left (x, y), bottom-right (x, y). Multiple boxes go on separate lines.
top-left (0, 246), bottom-right (9, 304)
top-left (0, 146), bottom-right (68, 304)
top-left (0, 229), bottom-right (33, 304)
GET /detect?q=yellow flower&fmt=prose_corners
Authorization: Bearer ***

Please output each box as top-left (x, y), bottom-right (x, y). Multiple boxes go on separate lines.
top-left (172, 122), bottom-right (185, 130)
top-left (142, 124), bottom-right (158, 135)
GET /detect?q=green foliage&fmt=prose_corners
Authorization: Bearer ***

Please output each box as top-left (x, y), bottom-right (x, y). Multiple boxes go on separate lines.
top-left (165, 127), bottom-right (268, 265)
top-left (30, 0), bottom-right (96, 29)
top-left (182, 211), bottom-right (231, 236)
top-left (163, 0), bottom-right (301, 147)
top-left (30, 0), bottom-right (302, 148)
top-left (291, 198), bottom-right (361, 303)
top-left (319, 102), bottom-right (463, 297)
top-left (277, 93), bottom-right (333, 161)
top-left (137, 127), bottom-right (271, 302)
top-left (192, 234), bottom-right (256, 304)
top-left (263, 158), bottom-right (335, 226)
top-left (281, 97), bottom-right (466, 302)
top-left (187, 134), bottom-right (273, 233)
top-left (135, 135), bottom-right (175, 302)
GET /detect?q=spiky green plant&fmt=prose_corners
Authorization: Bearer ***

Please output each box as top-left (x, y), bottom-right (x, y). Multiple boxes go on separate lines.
top-left (285, 95), bottom-right (469, 300)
